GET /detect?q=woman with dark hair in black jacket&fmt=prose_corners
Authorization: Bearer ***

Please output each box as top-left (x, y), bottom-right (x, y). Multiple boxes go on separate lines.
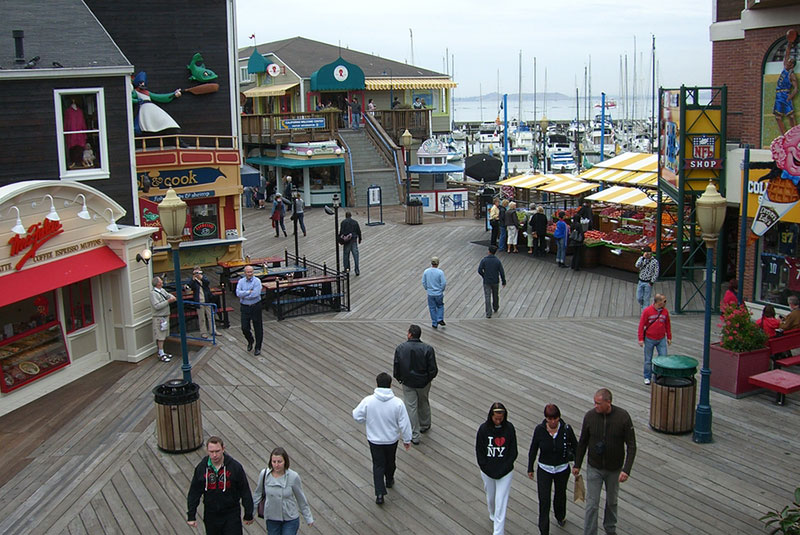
top-left (476, 402), bottom-right (517, 535)
top-left (527, 403), bottom-right (578, 534)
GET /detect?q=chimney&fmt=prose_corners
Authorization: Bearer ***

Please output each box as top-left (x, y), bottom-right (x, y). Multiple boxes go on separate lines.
top-left (13, 30), bottom-right (24, 65)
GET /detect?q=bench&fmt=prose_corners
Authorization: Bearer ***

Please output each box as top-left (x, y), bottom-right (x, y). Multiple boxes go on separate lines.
top-left (766, 329), bottom-right (800, 360)
top-left (748, 370), bottom-right (800, 405)
top-left (775, 355), bottom-right (800, 368)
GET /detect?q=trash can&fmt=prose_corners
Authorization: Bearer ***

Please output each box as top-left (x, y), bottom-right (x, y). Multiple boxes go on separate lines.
top-left (649, 355), bottom-right (698, 434)
top-left (153, 379), bottom-right (203, 453)
top-left (405, 202), bottom-right (423, 225)
top-left (476, 187), bottom-right (496, 219)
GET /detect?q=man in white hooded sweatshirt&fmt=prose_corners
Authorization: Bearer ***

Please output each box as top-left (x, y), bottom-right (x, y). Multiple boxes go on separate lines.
top-left (352, 372), bottom-right (413, 505)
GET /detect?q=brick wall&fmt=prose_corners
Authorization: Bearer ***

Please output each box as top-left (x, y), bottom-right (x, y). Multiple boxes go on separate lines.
top-left (712, 26), bottom-right (795, 147)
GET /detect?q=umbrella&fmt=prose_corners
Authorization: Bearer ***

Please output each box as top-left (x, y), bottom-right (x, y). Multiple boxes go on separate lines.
top-left (464, 153), bottom-right (502, 182)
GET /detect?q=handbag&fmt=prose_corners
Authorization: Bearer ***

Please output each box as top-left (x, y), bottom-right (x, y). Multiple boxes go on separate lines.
top-left (574, 473), bottom-right (586, 503)
top-left (256, 468), bottom-right (269, 518)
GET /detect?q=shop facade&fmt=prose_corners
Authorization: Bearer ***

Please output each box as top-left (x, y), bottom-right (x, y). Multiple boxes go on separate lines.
top-left (136, 141), bottom-right (245, 273)
top-left (0, 181), bottom-right (155, 416)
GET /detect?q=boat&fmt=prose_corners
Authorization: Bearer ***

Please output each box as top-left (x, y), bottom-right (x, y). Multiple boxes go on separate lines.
top-left (477, 121), bottom-right (503, 146)
top-left (549, 151), bottom-right (577, 174)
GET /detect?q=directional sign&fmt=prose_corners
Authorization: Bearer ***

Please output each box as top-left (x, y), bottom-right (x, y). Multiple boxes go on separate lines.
top-left (282, 118), bottom-right (326, 129)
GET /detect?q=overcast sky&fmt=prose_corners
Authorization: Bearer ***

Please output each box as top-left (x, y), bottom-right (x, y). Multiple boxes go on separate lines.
top-left (235, 0), bottom-right (712, 99)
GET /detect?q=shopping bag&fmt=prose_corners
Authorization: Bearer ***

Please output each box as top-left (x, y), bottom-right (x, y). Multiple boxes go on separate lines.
top-left (574, 473), bottom-right (585, 503)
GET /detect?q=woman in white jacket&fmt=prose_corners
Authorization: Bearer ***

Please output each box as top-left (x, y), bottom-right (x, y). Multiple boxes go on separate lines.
top-left (253, 447), bottom-right (314, 534)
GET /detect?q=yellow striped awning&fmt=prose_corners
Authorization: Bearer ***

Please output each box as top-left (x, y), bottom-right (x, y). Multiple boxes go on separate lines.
top-left (497, 173), bottom-right (536, 186)
top-left (244, 82), bottom-right (299, 97)
top-left (577, 152), bottom-right (658, 188)
top-left (537, 176), bottom-right (598, 195)
top-left (365, 77), bottom-right (457, 90)
top-left (590, 152), bottom-right (658, 172)
top-left (584, 186), bottom-right (664, 208)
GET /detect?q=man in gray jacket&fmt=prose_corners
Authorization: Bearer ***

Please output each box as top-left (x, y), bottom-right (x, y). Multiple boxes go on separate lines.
top-left (393, 325), bottom-right (438, 445)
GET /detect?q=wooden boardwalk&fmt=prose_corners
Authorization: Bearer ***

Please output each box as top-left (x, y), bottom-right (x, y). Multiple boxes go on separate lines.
top-left (1, 205), bottom-right (798, 535)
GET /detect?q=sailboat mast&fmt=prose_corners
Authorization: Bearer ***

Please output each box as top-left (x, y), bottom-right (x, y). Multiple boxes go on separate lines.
top-left (410, 29), bottom-right (415, 65)
top-left (533, 57), bottom-right (537, 122)
top-left (518, 50), bottom-right (523, 123)
top-left (632, 36), bottom-right (637, 121)
top-left (651, 35), bottom-right (656, 149)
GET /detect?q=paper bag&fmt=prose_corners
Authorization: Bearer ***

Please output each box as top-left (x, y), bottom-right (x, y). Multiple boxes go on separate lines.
top-left (574, 473), bottom-right (586, 503)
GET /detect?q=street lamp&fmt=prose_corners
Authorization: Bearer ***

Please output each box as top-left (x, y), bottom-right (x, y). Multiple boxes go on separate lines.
top-left (324, 193), bottom-right (341, 273)
top-left (400, 129), bottom-right (413, 205)
top-left (158, 188), bottom-right (192, 384)
top-left (693, 180), bottom-right (727, 444)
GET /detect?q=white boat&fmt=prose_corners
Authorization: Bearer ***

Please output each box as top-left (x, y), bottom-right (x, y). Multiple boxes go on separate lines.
top-left (549, 151), bottom-right (577, 174)
top-left (478, 122), bottom-right (503, 146)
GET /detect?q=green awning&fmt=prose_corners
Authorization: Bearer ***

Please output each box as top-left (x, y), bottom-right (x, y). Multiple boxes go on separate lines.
top-left (246, 156), bottom-right (345, 169)
top-left (310, 57), bottom-right (365, 91)
top-left (247, 49), bottom-right (272, 74)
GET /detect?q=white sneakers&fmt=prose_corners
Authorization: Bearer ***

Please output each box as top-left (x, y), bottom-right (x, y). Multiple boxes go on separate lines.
top-left (644, 378), bottom-right (651, 385)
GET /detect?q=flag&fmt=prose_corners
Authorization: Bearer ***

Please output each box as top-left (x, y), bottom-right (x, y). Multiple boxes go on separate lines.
top-left (249, 34), bottom-right (255, 40)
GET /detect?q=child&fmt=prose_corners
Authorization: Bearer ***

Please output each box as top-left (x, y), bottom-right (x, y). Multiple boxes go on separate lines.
top-left (756, 304), bottom-right (781, 338)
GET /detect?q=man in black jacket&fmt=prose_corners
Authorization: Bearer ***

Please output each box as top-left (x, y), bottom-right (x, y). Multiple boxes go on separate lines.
top-left (187, 436), bottom-right (254, 534)
top-left (531, 206), bottom-right (549, 257)
top-left (572, 388), bottom-right (636, 535)
top-left (478, 245), bottom-right (507, 318)
top-left (393, 324), bottom-right (438, 445)
top-left (339, 211), bottom-right (362, 275)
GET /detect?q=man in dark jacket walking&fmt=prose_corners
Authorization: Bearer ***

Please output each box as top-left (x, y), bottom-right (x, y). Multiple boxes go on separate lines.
top-left (393, 324), bottom-right (438, 445)
top-left (339, 211), bottom-right (363, 275)
top-left (572, 388), bottom-right (636, 535)
top-left (478, 245), bottom-right (507, 318)
top-left (187, 436), bottom-right (254, 534)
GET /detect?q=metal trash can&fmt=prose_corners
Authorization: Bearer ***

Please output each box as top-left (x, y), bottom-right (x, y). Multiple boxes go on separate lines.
top-left (153, 379), bottom-right (203, 453)
top-left (405, 203), bottom-right (423, 225)
top-left (649, 355), bottom-right (698, 434)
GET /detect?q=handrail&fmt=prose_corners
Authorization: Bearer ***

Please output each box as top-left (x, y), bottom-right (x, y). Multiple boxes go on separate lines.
top-left (337, 134), bottom-right (356, 193)
top-left (363, 113), bottom-right (405, 186)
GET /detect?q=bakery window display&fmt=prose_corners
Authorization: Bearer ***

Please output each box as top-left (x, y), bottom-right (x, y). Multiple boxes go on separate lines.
top-left (0, 293), bottom-right (70, 393)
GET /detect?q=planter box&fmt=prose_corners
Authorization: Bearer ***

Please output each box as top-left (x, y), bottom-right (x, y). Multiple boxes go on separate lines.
top-left (708, 342), bottom-right (771, 398)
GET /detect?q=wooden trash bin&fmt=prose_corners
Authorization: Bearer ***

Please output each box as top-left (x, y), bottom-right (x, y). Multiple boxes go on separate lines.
top-left (405, 204), bottom-right (423, 225)
top-left (649, 355), bottom-right (698, 434)
top-left (153, 379), bottom-right (203, 453)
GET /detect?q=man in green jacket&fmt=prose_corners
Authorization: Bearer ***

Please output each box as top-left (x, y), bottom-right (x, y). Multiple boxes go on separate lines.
top-left (573, 388), bottom-right (636, 535)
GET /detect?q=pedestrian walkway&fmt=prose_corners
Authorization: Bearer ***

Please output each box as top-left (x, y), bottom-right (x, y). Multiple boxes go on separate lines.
top-left (0, 206), bottom-right (796, 534)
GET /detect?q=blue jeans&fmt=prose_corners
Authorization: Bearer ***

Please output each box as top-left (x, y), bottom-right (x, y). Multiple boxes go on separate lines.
top-left (636, 280), bottom-right (652, 309)
top-left (351, 112), bottom-right (361, 129)
top-left (427, 294), bottom-right (444, 326)
top-left (643, 336), bottom-right (668, 380)
top-left (499, 226), bottom-right (507, 251)
top-left (556, 237), bottom-right (567, 264)
top-left (294, 213), bottom-right (306, 234)
top-left (266, 517), bottom-right (299, 535)
top-left (343, 241), bottom-right (359, 273)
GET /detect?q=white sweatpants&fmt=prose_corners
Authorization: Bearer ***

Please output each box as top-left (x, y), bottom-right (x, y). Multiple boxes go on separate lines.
top-left (481, 471), bottom-right (513, 535)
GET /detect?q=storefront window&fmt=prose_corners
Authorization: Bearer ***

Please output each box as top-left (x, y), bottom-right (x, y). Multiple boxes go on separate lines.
top-left (65, 280), bottom-right (94, 333)
top-left (0, 292), bottom-right (70, 393)
top-left (309, 166), bottom-right (340, 190)
top-left (758, 221), bottom-right (800, 305)
top-left (189, 202), bottom-right (220, 240)
top-left (53, 88), bottom-right (109, 180)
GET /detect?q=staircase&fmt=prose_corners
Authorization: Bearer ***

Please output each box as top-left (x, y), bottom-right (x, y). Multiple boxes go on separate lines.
top-left (339, 130), bottom-right (401, 206)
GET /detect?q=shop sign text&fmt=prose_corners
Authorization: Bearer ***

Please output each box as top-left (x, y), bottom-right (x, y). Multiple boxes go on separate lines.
top-left (7, 218), bottom-right (64, 271)
top-left (138, 167), bottom-right (225, 191)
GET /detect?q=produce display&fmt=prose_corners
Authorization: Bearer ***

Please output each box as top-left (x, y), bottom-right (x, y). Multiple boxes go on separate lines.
top-left (584, 230), bottom-right (605, 245)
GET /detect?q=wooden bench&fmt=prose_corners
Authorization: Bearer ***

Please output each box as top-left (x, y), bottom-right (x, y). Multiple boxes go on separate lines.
top-left (775, 355), bottom-right (800, 368)
top-left (748, 370), bottom-right (800, 405)
top-left (766, 329), bottom-right (800, 361)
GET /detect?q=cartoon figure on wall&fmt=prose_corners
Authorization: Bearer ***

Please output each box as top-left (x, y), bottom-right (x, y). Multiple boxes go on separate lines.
top-left (774, 30), bottom-right (798, 135)
top-left (751, 124), bottom-right (800, 238)
top-left (131, 71), bottom-right (182, 135)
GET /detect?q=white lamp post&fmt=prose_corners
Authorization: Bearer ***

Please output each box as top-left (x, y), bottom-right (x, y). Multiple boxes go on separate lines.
top-left (400, 129), bottom-right (413, 205)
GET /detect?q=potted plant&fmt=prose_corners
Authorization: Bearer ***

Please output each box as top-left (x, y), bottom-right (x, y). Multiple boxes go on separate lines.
top-left (760, 487), bottom-right (800, 534)
top-left (709, 302), bottom-right (770, 398)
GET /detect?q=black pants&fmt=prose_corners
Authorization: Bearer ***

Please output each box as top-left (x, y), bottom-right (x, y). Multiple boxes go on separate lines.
top-left (368, 441), bottom-right (398, 496)
top-left (535, 233), bottom-right (547, 256)
top-left (203, 510), bottom-right (243, 535)
top-left (536, 466), bottom-right (570, 535)
top-left (490, 220), bottom-right (499, 246)
top-left (570, 243), bottom-right (582, 270)
top-left (240, 302), bottom-right (263, 351)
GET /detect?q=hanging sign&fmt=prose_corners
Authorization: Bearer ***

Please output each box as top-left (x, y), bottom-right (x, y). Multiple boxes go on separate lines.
top-left (267, 63), bottom-right (281, 77)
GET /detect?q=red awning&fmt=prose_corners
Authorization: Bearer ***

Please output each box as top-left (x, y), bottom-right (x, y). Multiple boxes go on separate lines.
top-left (0, 246), bottom-right (126, 308)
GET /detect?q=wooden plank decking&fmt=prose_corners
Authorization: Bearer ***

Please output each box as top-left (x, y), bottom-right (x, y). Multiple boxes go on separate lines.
top-left (1, 205), bottom-right (798, 535)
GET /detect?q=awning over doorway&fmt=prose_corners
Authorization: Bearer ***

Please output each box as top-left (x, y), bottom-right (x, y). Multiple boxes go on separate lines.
top-left (0, 246), bottom-right (126, 308)
top-left (310, 57), bottom-right (365, 91)
top-left (365, 78), bottom-right (457, 90)
top-left (246, 156), bottom-right (345, 169)
top-left (244, 83), bottom-right (299, 97)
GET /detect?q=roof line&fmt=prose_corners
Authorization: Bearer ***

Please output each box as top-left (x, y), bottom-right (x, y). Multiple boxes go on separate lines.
top-left (0, 66), bottom-right (134, 80)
